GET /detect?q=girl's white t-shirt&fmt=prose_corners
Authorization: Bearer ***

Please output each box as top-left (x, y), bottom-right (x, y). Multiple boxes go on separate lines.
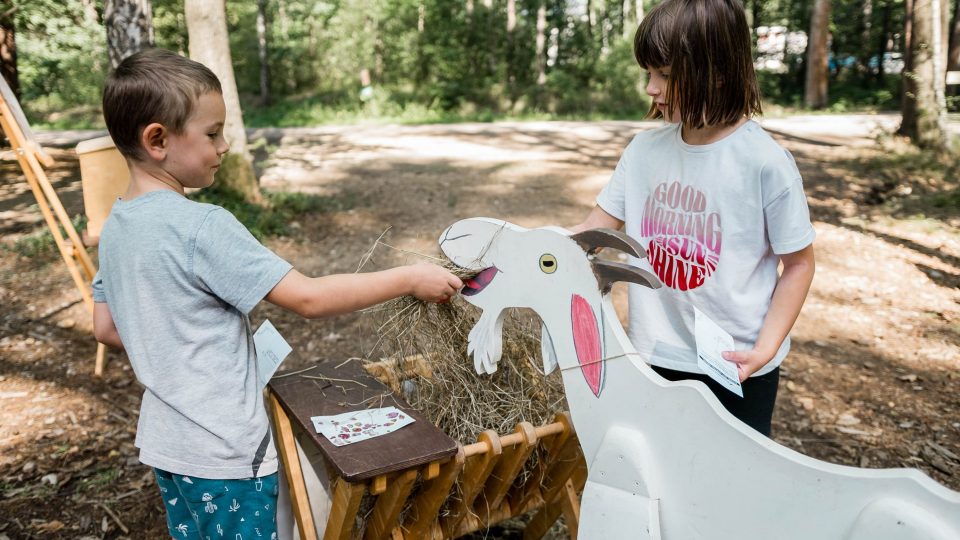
top-left (597, 120), bottom-right (816, 376)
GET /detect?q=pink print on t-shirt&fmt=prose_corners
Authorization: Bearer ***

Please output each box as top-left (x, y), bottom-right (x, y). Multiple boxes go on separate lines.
top-left (640, 180), bottom-right (722, 291)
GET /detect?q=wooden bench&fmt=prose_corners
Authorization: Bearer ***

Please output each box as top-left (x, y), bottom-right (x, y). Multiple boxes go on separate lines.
top-left (268, 360), bottom-right (586, 539)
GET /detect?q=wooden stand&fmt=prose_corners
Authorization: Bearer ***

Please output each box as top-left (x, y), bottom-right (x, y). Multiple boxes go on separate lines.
top-left (0, 77), bottom-right (109, 374)
top-left (268, 361), bottom-right (586, 539)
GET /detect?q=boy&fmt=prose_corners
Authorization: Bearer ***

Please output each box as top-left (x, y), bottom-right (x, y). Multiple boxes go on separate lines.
top-left (92, 48), bottom-right (461, 538)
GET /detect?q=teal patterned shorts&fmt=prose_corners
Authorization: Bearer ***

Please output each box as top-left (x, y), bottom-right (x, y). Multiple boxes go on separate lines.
top-left (154, 468), bottom-right (278, 539)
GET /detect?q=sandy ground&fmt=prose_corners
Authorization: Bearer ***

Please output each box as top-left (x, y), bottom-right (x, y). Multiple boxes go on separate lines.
top-left (0, 116), bottom-right (958, 538)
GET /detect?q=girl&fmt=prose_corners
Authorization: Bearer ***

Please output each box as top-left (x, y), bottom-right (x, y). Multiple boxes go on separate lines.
top-left (571, 0), bottom-right (816, 436)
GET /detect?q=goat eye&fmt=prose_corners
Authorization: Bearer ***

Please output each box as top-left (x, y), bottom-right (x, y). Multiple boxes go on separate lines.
top-left (539, 254), bottom-right (558, 274)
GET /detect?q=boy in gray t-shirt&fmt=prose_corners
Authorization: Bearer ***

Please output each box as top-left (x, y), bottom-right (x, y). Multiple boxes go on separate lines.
top-left (92, 49), bottom-right (461, 539)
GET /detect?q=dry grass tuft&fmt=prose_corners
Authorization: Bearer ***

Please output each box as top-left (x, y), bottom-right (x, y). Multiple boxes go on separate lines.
top-left (360, 238), bottom-right (568, 443)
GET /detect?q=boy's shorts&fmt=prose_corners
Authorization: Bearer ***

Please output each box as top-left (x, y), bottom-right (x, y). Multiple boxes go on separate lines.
top-left (154, 468), bottom-right (279, 539)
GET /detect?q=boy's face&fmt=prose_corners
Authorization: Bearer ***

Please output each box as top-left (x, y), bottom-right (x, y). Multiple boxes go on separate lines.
top-left (163, 91), bottom-right (229, 189)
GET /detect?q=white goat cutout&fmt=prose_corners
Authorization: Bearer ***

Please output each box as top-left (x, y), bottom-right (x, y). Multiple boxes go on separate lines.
top-left (439, 217), bottom-right (960, 540)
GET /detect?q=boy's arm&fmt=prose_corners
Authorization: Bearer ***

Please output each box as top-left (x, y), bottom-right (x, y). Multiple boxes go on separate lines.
top-left (93, 302), bottom-right (125, 350)
top-left (568, 205), bottom-right (624, 234)
top-left (266, 263), bottom-right (462, 319)
top-left (723, 244), bottom-right (815, 381)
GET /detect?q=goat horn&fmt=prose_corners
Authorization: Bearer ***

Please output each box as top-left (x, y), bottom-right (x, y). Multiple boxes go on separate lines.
top-left (592, 260), bottom-right (662, 293)
top-left (570, 228), bottom-right (647, 258)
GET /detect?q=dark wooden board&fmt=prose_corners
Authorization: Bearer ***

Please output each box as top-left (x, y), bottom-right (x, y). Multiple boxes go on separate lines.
top-left (268, 361), bottom-right (458, 482)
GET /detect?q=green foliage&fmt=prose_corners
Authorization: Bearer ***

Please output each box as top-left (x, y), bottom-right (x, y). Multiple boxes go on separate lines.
top-left (15, 0), bottom-right (108, 126)
top-left (189, 185), bottom-right (360, 239)
top-left (10, 0), bottom-right (939, 129)
top-left (757, 71), bottom-right (902, 112)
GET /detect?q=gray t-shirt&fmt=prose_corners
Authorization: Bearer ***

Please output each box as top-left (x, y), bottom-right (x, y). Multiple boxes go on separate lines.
top-left (597, 120), bottom-right (815, 376)
top-left (92, 190), bottom-right (292, 479)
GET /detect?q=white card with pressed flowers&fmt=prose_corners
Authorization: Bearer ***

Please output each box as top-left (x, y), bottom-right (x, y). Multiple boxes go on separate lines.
top-left (310, 406), bottom-right (415, 446)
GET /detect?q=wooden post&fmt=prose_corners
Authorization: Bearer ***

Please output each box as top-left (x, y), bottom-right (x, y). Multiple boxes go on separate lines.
top-left (269, 392), bottom-right (319, 540)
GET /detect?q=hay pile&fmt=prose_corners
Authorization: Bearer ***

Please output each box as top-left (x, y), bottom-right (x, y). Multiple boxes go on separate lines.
top-left (361, 241), bottom-right (568, 443)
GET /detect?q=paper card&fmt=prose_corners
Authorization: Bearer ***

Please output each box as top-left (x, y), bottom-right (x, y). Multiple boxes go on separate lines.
top-left (694, 307), bottom-right (743, 397)
top-left (254, 319), bottom-right (292, 389)
top-left (310, 406), bottom-right (416, 447)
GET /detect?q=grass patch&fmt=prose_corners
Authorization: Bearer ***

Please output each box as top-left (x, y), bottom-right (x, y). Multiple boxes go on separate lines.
top-left (2, 215), bottom-right (87, 261)
top-left (242, 92), bottom-right (647, 128)
top-left (189, 187), bottom-right (363, 240)
top-left (76, 467), bottom-right (121, 494)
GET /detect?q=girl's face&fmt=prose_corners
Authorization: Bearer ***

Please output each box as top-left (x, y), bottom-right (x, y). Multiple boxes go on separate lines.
top-left (645, 66), bottom-right (680, 124)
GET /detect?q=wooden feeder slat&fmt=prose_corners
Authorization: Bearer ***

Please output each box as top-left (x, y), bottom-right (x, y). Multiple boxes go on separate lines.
top-left (323, 478), bottom-right (366, 540)
top-left (365, 468), bottom-right (419, 540)
top-left (402, 448), bottom-right (466, 539)
top-left (441, 430), bottom-right (502, 536)
top-left (479, 422), bottom-right (539, 517)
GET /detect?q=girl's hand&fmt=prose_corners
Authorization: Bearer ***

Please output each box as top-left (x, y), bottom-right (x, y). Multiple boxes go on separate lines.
top-left (722, 349), bottom-right (772, 382)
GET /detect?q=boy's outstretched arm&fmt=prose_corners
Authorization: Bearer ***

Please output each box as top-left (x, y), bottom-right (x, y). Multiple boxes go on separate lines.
top-left (266, 262), bottom-right (463, 319)
top-left (723, 244), bottom-right (816, 381)
top-left (568, 205), bottom-right (624, 234)
top-left (93, 302), bottom-right (125, 350)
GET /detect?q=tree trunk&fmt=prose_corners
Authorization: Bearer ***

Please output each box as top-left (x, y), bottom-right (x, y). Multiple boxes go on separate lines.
top-left (874, 1), bottom-right (891, 86)
top-left (621, 0), bottom-right (628, 38)
top-left (804, 0), bottom-right (831, 108)
top-left (536, 1), bottom-right (547, 86)
top-left (859, 0), bottom-right (873, 80)
top-left (184, 0), bottom-right (261, 203)
top-left (636, 0), bottom-right (643, 26)
top-left (256, 0), bottom-right (271, 106)
top-left (751, 0), bottom-right (763, 33)
top-left (900, 0), bottom-right (949, 149)
top-left (950, 0), bottom-right (960, 72)
top-left (0, 3), bottom-right (17, 99)
top-left (104, 0), bottom-right (155, 69)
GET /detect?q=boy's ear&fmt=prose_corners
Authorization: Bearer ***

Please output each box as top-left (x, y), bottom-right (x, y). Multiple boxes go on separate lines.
top-left (141, 122), bottom-right (168, 160)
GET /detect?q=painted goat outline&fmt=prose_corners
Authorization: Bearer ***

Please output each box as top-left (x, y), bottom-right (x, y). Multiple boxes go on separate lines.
top-left (439, 217), bottom-right (960, 540)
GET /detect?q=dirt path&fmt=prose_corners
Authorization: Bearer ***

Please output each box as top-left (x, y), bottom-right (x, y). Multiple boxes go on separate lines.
top-left (1, 119), bottom-right (958, 538)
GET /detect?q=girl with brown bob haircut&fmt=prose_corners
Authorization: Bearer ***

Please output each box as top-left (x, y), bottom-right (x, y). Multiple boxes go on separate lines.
top-left (572, 0), bottom-right (816, 437)
top-left (635, 0), bottom-right (763, 129)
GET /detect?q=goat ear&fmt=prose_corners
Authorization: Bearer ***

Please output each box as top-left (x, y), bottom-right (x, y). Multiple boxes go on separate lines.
top-left (592, 260), bottom-right (662, 293)
top-left (570, 228), bottom-right (646, 258)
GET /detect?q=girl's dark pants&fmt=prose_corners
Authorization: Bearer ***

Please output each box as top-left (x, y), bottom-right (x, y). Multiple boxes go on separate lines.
top-left (651, 365), bottom-right (781, 437)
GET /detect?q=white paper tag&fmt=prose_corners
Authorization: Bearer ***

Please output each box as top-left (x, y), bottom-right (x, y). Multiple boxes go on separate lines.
top-left (310, 406), bottom-right (416, 446)
top-left (254, 319), bottom-right (292, 389)
top-left (694, 307), bottom-right (743, 397)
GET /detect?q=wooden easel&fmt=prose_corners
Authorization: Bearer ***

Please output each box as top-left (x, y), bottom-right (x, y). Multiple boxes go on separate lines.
top-left (0, 76), bottom-right (109, 375)
top-left (268, 360), bottom-right (586, 540)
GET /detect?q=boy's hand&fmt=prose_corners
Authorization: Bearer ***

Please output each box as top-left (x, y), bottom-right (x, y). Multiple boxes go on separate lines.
top-left (722, 349), bottom-right (772, 382)
top-left (406, 262), bottom-right (463, 303)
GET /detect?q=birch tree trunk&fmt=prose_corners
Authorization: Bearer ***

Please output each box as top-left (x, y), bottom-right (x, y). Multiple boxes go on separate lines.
top-left (184, 0), bottom-right (261, 203)
top-left (256, 0), bottom-right (271, 106)
top-left (804, 0), bottom-right (831, 108)
top-left (105, 0), bottom-right (155, 69)
top-left (536, 1), bottom-right (547, 86)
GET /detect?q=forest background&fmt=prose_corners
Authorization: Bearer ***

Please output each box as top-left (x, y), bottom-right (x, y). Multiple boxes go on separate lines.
top-left (9, 0), bottom-right (959, 132)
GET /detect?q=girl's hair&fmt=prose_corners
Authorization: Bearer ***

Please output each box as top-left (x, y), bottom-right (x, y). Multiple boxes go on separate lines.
top-left (634, 0), bottom-right (762, 128)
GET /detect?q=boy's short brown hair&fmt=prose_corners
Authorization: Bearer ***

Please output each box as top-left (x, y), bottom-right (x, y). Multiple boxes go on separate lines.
top-left (634, 0), bottom-right (762, 128)
top-left (102, 48), bottom-right (222, 160)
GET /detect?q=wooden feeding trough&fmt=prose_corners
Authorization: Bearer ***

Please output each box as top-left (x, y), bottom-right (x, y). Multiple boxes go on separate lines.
top-left (268, 359), bottom-right (587, 540)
